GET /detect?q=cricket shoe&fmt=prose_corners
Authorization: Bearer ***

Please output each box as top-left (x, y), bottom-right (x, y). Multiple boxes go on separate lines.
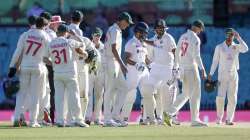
top-left (172, 116), bottom-right (181, 125)
top-left (191, 120), bottom-right (208, 127)
top-left (85, 119), bottom-right (91, 126)
top-left (216, 118), bottom-right (222, 125)
top-left (74, 121), bottom-right (90, 128)
top-left (103, 120), bottom-right (121, 127)
top-left (225, 120), bottom-right (234, 126)
top-left (94, 119), bottom-right (104, 126)
top-left (156, 118), bottom-right (165, 125)
top-left (55, 122), bottom-right (65, 127)
top-left (29, 122), bottom-right (41, 128)
top-left (163, 112), bottom-right (173, 127)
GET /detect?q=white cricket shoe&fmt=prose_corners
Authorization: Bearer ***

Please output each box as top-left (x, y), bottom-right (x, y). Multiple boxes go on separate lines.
top-left (29, 122), bottom-right (41, 128)
top-left (191, 120), bottom-right (208, 127)
top-left (216, 118), bottom-right (222, 125)
top-left (119, 120), bottom-right (128, 127)
top-left (94, 119), bottom-right (104, 126)
top-left (75, 121), bottom-right (90, 128)
top-left (103, 120), bottom-right (121, 127)
top-left (172, 116), bottom-right (181, 125)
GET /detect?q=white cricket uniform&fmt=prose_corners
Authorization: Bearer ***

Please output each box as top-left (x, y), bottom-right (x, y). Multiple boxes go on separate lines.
top-left (85, 41), bottom-right (106, 121)
top-left (9, 28), bottom-right (50, 124)
top-left (46, 36), bottom-right (85, 124)
top-left (168, 29), bottom-right (205, 122)
top-left (66, 24), bottom-right (90, 122)
top-left (209, 38), bottom-right (248, 122)
top-left (141, 32), bottom-right (177, 120)
top-left (120, 36), bottom-right (149, 121)
top-left (104, 23), bottom-right (127, 122)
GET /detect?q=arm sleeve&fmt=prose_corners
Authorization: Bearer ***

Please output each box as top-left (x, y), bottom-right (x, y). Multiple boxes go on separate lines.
top-left (209, 46), bottom-right (220, 76)
top-left (237, 37), bottom-right (248, 53)
top-left (110, 29), bottom-right (119, 45)
top-left (174, 37), bottom-right (182, 68)
top-left (9, 33), bottom-right (25, 68)
top-left (193, 38), bottom-right (205, 70)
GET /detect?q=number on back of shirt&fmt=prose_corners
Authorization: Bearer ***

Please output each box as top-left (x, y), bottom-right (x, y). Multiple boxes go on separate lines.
top-left (25, 40), bottom-right (42, 56)
top-left (52, 48), bottom-right (67, 64)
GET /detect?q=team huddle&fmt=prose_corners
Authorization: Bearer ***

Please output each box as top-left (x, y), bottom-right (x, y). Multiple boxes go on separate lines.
top-left (8, 10), bottom-right (248, 128)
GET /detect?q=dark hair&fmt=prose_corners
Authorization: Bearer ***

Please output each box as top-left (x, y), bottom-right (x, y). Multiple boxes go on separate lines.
top-left (28, 15), bottom-right (37, 26)
top-left (71, 10), bottom-right (83, 22)
top-left (36, 17), bottom-right (48, 28)
top-left (40, 12), bottom-right (52, 21)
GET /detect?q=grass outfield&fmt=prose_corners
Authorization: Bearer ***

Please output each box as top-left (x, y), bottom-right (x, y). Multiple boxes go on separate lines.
top-left (0, 122), bottom-right (250, 140)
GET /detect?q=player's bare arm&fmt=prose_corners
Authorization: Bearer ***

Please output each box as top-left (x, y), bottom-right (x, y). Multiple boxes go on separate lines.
top-left (112, 44), bottom-right (127, 74)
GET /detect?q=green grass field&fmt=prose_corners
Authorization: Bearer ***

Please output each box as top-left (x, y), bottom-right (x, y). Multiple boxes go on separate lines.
top-left (0, 122), bottom-right (250, 140)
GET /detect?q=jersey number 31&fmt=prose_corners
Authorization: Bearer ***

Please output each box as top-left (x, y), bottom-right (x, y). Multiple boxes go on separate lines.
top-left (52, 49), bottom-right (67, 64)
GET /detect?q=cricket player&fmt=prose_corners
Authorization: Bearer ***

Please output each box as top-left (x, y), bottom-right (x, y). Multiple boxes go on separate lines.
top-left (8, 17), bottom-right (50, 127)
top-left (164, 20), bottom-right (208, 127)
top-left (103, 12), bottom-right (133, 127)
top-left (85, 27), bottom-right (105, 125)
top-left (67, 10), bottom-right (89, 121)
top-left (7, 15), bottom-right (37, 127)
top-left (140, 19), bottom-right (177, 125)
top-left (45, 24), bottom-right (89, 127)
top-left (208, 28), bottom-right (248, 125)
top-left (119, 22), bottom-right (150, 126)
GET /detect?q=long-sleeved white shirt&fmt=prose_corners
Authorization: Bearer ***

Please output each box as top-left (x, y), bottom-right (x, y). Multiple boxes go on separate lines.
top-left (209, 37), bottom-right (248, 76)
top-left (9, 28), bottom-right (50, 70)
top-left (175, 29), bottom-right (205, 70)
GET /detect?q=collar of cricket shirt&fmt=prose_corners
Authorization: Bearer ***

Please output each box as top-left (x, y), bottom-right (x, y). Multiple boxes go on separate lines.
top-left (114, 23), bottom-right (122, 33)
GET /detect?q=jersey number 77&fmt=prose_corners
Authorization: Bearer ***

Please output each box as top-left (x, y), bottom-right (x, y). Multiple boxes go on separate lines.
top-left (25, 40), bottom-right (42, 56)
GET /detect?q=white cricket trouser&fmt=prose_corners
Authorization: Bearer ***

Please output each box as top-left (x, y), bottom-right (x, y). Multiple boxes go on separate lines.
top-left (155, 82), bottom-right (178, 119)
top-left (104, 58), bottom-right (127, 122)
top-left (78, 65), bottom-right (89, 120)
top-left (85, 71), bottom-right (105, 121)
top-left (216, 70), bottom-right (238, 122)
top-left (64, 64), bottom-right (89, 122)
top-left (38, 65), bottom-right (51, 122)
top-left (14, 68), bottom-right (43, 124)
top-left (54, 73), bottom-right (83, 124)
top-left (141, 63), bottom-right (172, 120)
top-left (120, 65), bottom-right (149, 120)
top-left (168, 67), bottom-right (201, 122)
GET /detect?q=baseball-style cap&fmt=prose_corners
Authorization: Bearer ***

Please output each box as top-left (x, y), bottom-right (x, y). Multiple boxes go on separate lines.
top-left (225, 28), bottom-right (235, 34)
top-left (40, 12), bottom-right (52, 21)
top-left (57, 24), bottom-right (69, 33)
top-left (192, 20), bottom-right (205, 31)
top-left (118, 12), bottom-right (134, 24)
top-left (154, 19), bottom-right (168, 29)
top-left (92, 27), bottom-right (103, 36)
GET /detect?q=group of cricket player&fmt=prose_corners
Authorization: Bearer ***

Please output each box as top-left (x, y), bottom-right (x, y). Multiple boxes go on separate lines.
top-left (8, 10), bottom-right (248, 128)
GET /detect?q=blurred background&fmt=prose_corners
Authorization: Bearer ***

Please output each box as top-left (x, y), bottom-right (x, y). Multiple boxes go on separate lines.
top-left (0, 0), bottom-right (250, 112)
